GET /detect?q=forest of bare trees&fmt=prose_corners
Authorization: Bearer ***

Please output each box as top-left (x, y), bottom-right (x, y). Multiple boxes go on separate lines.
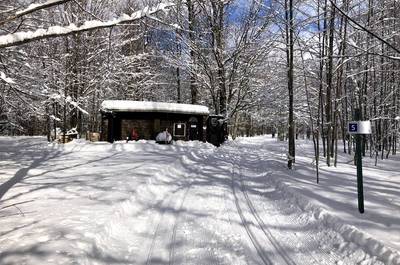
top-left (1, 0), bottom-right (399, 168)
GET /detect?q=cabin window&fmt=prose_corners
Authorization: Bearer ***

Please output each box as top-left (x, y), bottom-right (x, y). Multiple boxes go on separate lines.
top-left (174, 123), bottom-right (186, 137)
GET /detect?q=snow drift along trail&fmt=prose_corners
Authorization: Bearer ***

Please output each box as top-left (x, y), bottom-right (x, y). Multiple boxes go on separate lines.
top-left (0, 136), bottom-right (398, 264)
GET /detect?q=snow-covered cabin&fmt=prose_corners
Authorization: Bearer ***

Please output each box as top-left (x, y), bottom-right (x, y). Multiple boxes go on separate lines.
top-left (100, 100), bottom-right (210, 143)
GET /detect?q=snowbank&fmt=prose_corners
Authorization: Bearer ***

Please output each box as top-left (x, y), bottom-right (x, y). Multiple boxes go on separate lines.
top-left (229, 136), bottom-right (400, 265)
top-left (267, 174), bottom-right (400, 265)
top-left (1, 135), bottom-right (399, 264)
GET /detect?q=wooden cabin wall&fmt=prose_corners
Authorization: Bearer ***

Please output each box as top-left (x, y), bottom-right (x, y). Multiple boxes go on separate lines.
top-left (122, 119), bottom-right (153, 140)
top-left (102, 111), bottom-right (206, 142)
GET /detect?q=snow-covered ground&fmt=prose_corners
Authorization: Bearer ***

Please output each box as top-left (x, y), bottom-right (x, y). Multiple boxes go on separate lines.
top-left (0, 135), bottom-right (399, 265)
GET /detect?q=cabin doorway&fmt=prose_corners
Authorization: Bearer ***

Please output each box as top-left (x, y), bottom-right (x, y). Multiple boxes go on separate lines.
top-left (188, 117), bottom-right (199, 140)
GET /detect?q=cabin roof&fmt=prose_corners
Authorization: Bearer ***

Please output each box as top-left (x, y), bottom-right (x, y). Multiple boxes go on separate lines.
top-left (101, 100), bottom-right (209, 115)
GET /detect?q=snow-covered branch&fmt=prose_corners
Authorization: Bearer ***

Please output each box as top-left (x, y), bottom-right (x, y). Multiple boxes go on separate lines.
top-left (0, 71), bottom-right (15, 84)
top-left (0, 0), bottom-right (72, 26)
top-left (0, 3), bottom-right (174, 49)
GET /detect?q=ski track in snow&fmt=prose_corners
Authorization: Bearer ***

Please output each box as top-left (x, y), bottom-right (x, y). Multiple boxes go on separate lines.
top-left (230, 148), bottom-right (334, 265)
top-left (0, 136), bottom-right (397, 264)
top-left (231, 170), bottom-right (274, 265)
top-left (145, 177), bottom-right (192, 265)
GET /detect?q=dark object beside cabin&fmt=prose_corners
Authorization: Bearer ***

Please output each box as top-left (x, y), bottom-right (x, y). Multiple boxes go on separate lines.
top-left (206, 115), bottom-right (228, 147)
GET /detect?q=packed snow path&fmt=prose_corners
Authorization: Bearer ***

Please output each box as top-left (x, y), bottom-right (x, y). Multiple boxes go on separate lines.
top-left (0, 137), bottom-right (390, 264)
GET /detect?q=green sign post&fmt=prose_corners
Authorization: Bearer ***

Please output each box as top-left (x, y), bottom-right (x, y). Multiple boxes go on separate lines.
top-left (348, 109), bottom-right (371, 214)
top-left (354, 109), bottom-right (364, 213)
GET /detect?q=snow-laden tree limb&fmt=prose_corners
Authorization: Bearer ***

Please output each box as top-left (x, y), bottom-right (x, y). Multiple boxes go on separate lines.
top-left (0, 3), bottom-right (174, 49)
top-left (0, 0), bottom-right (73, 27)
top-left (329, 0), bottom-right (400, 56)
top-left (0, 71), bottom-right (15, 84)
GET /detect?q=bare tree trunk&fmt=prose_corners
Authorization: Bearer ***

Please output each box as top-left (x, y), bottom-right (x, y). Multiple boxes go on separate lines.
top-left (63, 37), bottom-right (69, 144)
top-left (46, 104), bottom-right (51, 142)
top-left (176, 29), bottom-right (182, 103)
top-left (300, 49), bottom-right (319, 182)
top-left (187, 0), bottom-right (198, 104)
top-left (53, 101), bottom-right (57, 141)
top-left (325, 0), bottom-right (336, 166)
top-left (286, 0), bottom-right (295, 169)
top-left (213, 2), bottom-right (227, 115)
top-left (318, 0), bottom-right (328, 159)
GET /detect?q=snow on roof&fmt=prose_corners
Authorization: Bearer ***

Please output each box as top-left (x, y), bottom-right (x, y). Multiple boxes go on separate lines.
top-left (101, 100), bottom-right (209, 115)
